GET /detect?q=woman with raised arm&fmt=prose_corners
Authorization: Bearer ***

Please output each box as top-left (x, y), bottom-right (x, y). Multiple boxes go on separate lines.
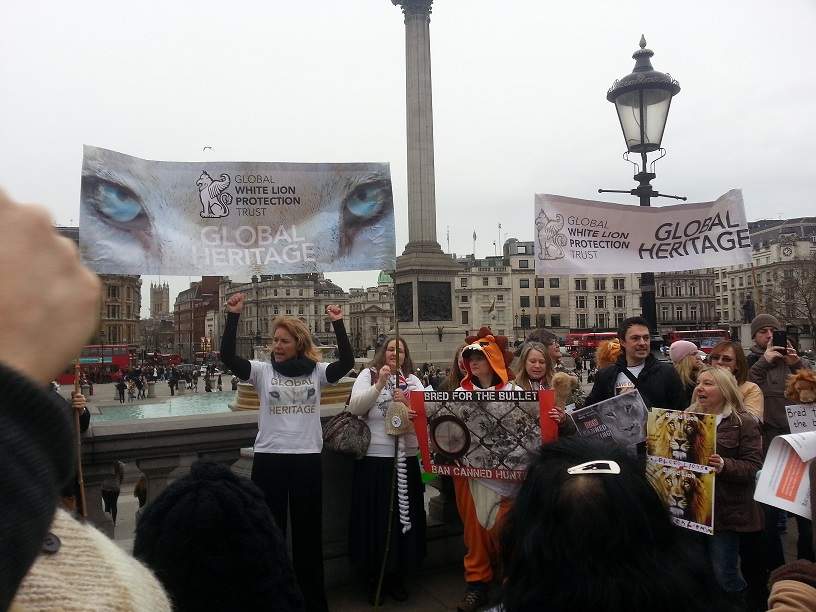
top-left (220, 292), bottom-right (353, 612)
top-left (347, 337), bottom-right (426, 605)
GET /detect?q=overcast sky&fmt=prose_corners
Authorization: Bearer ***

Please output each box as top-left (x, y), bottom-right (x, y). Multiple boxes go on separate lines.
top-left (2, 0), bottom-right (814, 317)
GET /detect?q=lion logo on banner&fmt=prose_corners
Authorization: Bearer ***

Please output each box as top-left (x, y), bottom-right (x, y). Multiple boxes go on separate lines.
top-left (535, 209), bottom-right (568, 260)
top-left (196, 171), bottom-right (233, 218)
top-left (648, 410), bottom-right (715, 465)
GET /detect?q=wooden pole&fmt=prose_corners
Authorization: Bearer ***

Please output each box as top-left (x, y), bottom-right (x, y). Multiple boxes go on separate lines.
top-left (375, 271), bottom-right (400, 608)
top-left (73, 362), bottom-right (87, 518)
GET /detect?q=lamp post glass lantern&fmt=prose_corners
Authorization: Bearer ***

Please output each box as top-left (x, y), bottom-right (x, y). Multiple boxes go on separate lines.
top-left (607, 35), bottom-right (680, 158)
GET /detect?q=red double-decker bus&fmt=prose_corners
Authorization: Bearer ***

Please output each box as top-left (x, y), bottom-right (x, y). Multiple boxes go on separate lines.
top-left (56, 344), bottom-right (132, 384)
top-left (565, 332), bottom-right (618, 353)
top-left (143, 352), bottom-right (183, 367)
top-left (664, 329), bottom-right (730, 354)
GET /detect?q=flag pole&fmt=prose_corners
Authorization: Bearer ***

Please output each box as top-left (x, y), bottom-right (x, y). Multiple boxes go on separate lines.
top-left (375, 269), bottom-right (400, 608)
top-left (73, 361), bottom-right (87, 518)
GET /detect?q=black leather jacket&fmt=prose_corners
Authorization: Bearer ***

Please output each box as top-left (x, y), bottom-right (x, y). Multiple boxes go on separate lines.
top-left (585, 353), bottom-right (688, 410)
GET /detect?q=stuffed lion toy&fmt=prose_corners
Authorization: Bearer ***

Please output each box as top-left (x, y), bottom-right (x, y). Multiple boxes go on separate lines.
top-left (551, 371), bottom-right (579, 408)
top-left (785, 369), bottom-right (816, 404)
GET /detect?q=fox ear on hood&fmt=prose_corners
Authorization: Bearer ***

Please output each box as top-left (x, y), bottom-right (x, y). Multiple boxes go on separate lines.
top-left (466, 326), bottom-right (494, 345)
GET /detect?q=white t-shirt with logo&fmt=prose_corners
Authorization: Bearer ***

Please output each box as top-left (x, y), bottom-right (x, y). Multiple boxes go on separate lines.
top-left (248, 360), bottom-right (330, 454)
top-left (615, 362), bottom-right (645, 396)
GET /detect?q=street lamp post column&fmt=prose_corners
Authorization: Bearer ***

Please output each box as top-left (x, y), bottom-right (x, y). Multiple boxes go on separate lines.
top-left (600, 35), bottom-right (684, 332)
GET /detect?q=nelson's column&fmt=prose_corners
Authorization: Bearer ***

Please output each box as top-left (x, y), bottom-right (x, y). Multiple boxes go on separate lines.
top-left (390, 0), bottom-right (464, 364)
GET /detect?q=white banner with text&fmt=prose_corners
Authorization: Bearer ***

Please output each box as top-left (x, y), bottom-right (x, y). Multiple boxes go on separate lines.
top-left (534, 190), bottom-right (751, 274)
top-left (79, 146), bottom-right (396, 275)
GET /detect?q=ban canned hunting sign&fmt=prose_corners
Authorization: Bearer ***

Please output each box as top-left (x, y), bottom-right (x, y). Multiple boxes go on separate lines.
top-left (534, 190), bottom-right (752, 274)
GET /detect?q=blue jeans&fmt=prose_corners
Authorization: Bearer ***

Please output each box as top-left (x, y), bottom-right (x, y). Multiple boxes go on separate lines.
top-left (707, 531), bottom-right (747, 593)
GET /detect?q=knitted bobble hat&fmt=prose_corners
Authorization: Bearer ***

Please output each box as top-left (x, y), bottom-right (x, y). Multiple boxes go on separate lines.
top-left (133, 461), bottom-right (304, 612)
top-left (750, 314), bottom-right (782, 338)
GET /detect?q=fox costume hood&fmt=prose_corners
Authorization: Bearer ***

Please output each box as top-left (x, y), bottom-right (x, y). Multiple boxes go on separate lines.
top-left (460, 327), bottom-right (515, 390)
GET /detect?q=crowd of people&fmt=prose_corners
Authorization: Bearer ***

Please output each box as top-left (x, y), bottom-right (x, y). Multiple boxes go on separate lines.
top-left (2, 191), bottom-right (816, 612)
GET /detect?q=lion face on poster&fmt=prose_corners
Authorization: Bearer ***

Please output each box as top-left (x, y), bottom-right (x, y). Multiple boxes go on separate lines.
top-left (649, 411), bottom-right (714, 465)
top-left (649, 465), bottom-right (713, 526)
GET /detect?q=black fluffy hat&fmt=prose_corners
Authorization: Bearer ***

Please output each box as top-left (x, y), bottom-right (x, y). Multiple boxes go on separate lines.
top-left (133, 461), bottom-right (303, 612)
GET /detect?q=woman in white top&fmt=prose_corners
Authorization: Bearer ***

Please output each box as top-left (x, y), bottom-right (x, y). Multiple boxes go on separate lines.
top-left (221, 292), bottom-right (353, 612)
top-left (347, 337), bottom-right (425, 605)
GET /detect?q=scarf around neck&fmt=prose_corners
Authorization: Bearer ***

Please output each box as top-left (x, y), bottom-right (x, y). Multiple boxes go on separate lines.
top-left (271, 356), bottom-right (316, 377)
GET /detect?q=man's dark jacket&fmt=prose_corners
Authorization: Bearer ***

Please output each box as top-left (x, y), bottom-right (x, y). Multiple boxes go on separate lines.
top-left (585, 353), bottom-right (688, 410)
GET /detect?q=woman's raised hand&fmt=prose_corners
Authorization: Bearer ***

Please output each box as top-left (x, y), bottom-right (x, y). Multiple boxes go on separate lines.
top-left (548, 406), bottom-right (567, 424)
top-left (375, 365), bottom-right (391, 390)
top-left (326, 305), bottom-right (343, 321)
top-left (225, 293), bottom-right (246, 314)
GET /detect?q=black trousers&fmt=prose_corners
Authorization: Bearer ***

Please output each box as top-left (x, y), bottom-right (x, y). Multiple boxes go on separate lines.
top-left (252, 452), bottom-right (328, 612)
top-left (763, 503), bottom-right (815, 571)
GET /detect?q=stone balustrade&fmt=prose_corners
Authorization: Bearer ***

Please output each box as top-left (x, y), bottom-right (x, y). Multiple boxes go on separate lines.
top-left (80, 402), bottom-right (462, 586)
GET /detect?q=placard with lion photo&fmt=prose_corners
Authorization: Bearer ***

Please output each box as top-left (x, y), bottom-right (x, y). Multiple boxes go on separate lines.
top-left (647, 408), bottom-right (717, 470)
top-left (646, 408), bottom-right (717, 535)
top-left (646, 462), bottom-right (715, 535)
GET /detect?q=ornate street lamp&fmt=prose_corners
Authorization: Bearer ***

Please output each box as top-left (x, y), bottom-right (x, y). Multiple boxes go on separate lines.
top-left (607, 35), bottom-right (680, 162)
top-left (600, 35), bottom-right (685, 332)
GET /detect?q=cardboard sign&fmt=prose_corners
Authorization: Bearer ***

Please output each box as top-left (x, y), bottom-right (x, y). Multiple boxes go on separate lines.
top-left (412, 389), bottom-right (557, 481)
top-left (646, 408), bottom-right (717, 535)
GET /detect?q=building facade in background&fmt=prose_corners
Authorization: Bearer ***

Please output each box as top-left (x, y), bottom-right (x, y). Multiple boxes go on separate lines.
top-left (173, 276), bottom-right (220, 362)
top-left (454, 239), bottom-right (643, 341)
top-left (348, 271), bottom-right (394, 354)
top-left (57, 216), bottom-right (812, 361)
top-left (57, 226), bottom-right (142, 348)
top-left (717, 218), bottom-right (816, 348)
top-left (655, 269), bottom-right (718, 331)
top-left (218, 273), bottom-right (349, 357)
top-left (150, 282), bottom-right (170, 319)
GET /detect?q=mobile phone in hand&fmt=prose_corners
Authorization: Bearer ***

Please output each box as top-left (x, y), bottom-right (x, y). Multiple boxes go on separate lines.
top-left (772, 330), bottom-right (787, 354)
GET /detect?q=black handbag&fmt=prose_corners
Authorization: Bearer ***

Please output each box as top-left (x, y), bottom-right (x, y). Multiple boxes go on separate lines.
top-left (322, 368), bottom-right (376, 459)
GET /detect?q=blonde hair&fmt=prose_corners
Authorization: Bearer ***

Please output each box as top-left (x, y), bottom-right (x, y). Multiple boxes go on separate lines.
top-left (674, 354), bottom-right (700, 388)
top-left (271, 316), bottom-right (321, 362)
top-left (689, 365), bottom-right (745, 416)
top-left (513, 342), bottom-right (553, 390)
top-left (595, 339), bottom-right (621, 369)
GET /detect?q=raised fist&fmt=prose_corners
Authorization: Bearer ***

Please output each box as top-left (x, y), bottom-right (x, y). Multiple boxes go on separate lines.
top-left (326, 305), bottom-right (343, 321)
top-left (225, 293), bottom-right (246, 314)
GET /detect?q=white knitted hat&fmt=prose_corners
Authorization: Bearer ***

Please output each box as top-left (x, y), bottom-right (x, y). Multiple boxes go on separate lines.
top-left (12, 509), bottom-right (171, 612)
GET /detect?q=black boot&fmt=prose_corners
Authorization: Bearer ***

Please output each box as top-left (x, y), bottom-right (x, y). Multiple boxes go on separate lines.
top-left (386, 573), bottom-right (409, 601)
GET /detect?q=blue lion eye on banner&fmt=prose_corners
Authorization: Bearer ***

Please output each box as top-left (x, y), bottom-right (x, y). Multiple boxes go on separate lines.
top-left (79, 145), bottom-right (396, 276)
top-left (533, 190), bottom-right (752, 275)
